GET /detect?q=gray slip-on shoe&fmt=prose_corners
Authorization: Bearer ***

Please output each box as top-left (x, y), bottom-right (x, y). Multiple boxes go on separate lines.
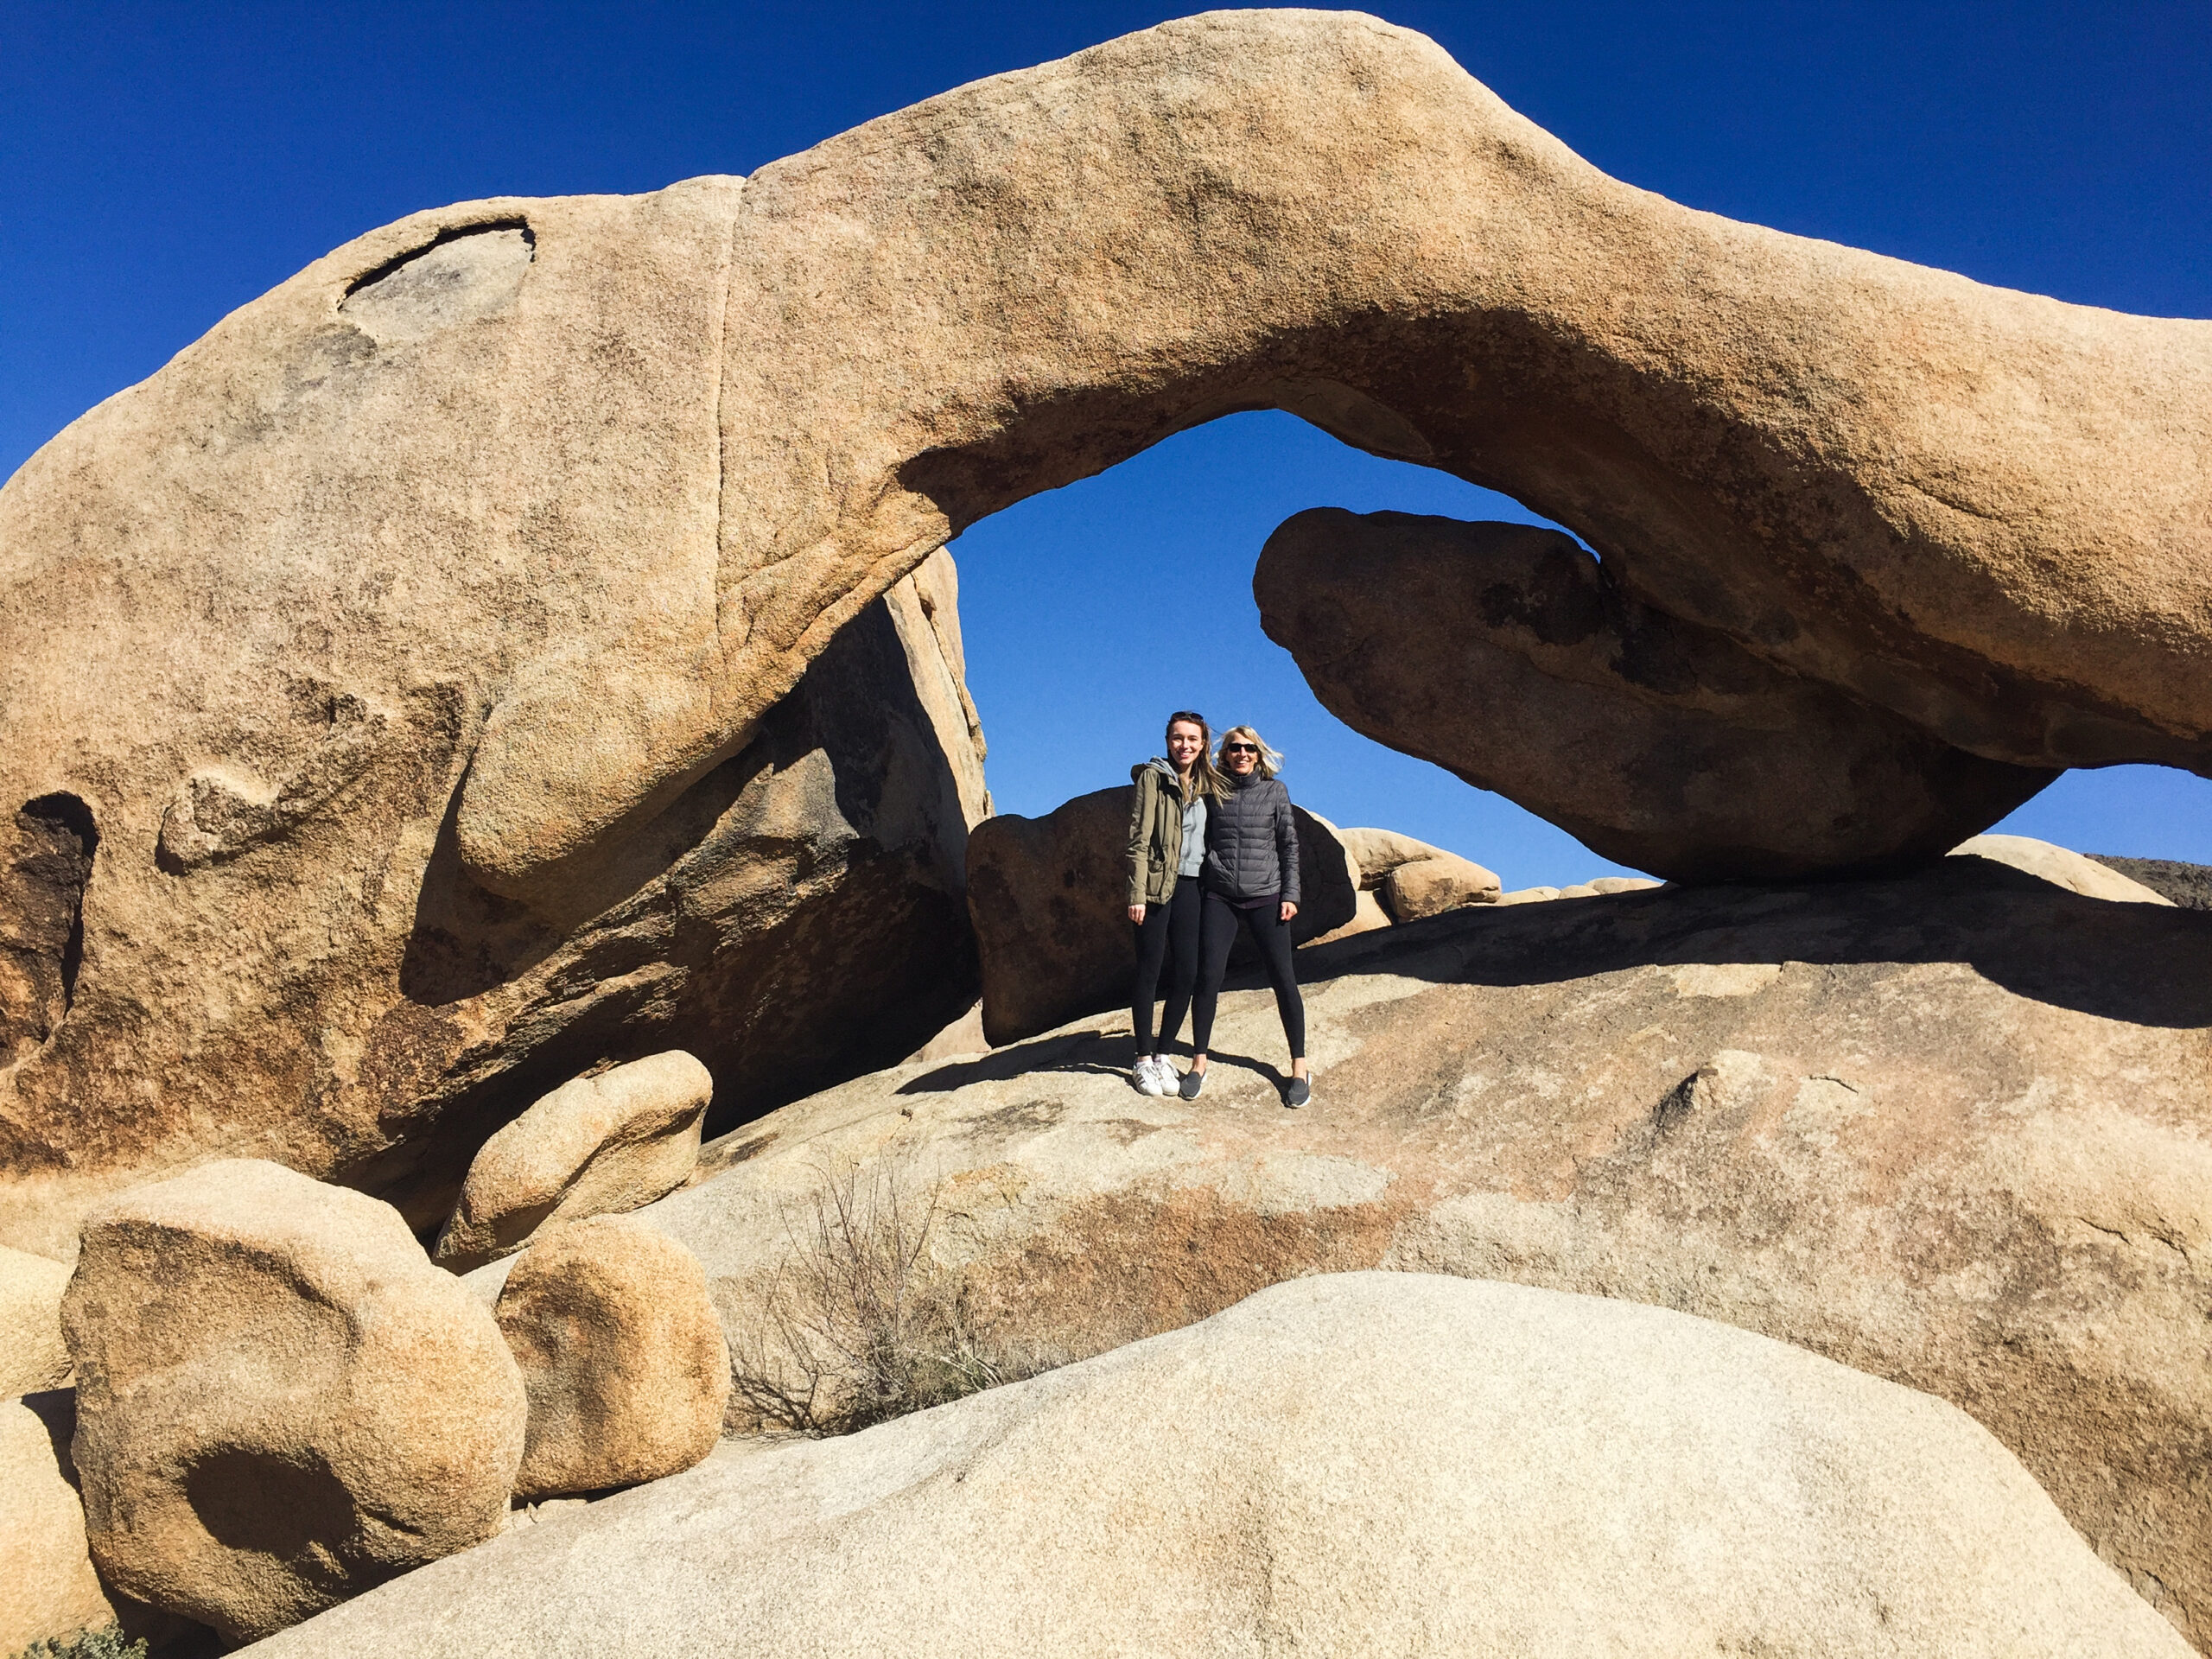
top-left (1179, 1067), bottom-right (1205, 1101)
top-left (1284, 1077), bottom-right (1312, 1108)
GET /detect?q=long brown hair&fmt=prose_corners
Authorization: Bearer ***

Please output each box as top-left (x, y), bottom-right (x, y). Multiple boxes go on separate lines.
top-left (1166, 710), bottom-right (1226, 802)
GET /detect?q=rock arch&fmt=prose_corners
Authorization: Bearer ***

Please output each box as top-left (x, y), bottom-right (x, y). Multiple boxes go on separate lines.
top-left (2, 9), bottom-right (2204, 1243)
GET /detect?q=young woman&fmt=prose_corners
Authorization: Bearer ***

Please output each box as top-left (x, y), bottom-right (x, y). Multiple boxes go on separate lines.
top-left (1183, 726), bottom-right (1312, 1107)
top-left (1125, 711), bottom-right (1222, 1097)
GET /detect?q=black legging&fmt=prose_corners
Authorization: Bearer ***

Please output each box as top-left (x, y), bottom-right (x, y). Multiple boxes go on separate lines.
top-left (1192, 888), bottom-right (1306, 1059)
top-left (1130, 880), bottom-right (1202, 1055)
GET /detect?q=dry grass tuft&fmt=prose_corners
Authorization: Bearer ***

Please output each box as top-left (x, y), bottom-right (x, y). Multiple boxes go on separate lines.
top-left (728, 1158), bottom-right (1052, 1435)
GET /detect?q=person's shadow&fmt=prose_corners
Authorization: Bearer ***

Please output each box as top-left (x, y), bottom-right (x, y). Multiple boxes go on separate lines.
top-left (900, 1028), bottom-right (1287, 1096)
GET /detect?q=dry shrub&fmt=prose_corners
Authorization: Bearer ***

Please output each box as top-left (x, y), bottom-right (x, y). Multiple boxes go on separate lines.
top-left (13, 1630), bottom-right (148, 1659)
top-left (728, 1158), bottom-right (1052, 1435)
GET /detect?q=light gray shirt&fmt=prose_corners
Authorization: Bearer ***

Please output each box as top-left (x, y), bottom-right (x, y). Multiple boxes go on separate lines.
top-left (1179, 795), bottom-right (1208, 879)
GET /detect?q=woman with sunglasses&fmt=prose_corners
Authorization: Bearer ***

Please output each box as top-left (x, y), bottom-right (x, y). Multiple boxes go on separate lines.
top-left (1181, 725), bottom-right (1312, 1107)
top-left (1125, 710), bottom-right (1224, 1097)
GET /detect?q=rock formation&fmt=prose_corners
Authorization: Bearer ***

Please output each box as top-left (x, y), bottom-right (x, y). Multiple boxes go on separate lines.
top-left (965, 788), bottom-right (1356, 1047)
top-left (1256, 511), bottom-right (2059, 882)
top-left (1496, 885), bottom-right (1563, 905)
top-left (62, 1160), bottom-right (527, 1643)
top-left (0, 547), bottom-right (985, 1256)
top-left (1332, 826), bottom-right (1507, 922)
top-left (1380, 852), bottom-right (1503, 921)
top-left (2, 1391), bottom-right (160, 1656)
top-left (0, 1242), bottom-right (71, 1395)
top-left (492, 1217), bottom-right (730, 1501)
top-left (1952, 834), bottom-right (2174, 905)
top-left (435, 1051), bottom-right (713, 1271)
top-left (645, 856), bottom-right (2212, 1648)
top-left (1336, 826), bottom-right (1466, 890)
top-left (2089, 855), bottom-right (2212, 909)
top-left (6, 7), bottom-right (2207, 1239)
top-left (242, 1275), bottom-right (2190, 1658)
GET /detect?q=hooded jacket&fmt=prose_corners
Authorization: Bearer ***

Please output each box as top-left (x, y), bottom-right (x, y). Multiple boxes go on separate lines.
top-left (1202, 772), bottom-right (1300, 906)
top-left (1126, 760), bottom-right (1208, 906)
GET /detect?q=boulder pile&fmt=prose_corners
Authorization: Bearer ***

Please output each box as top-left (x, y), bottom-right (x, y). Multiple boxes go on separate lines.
top-left (24, 1155), bottom-right (731, 1649)
top-left (435, 1050), bottom-right (714, 1270)
top-left (493, 1217), bottom-right (731, 1502)
top-left (61, 1161), bottom-right (529, 1643)
top-left (3, 8), bottom-right (2209, 1656)
top-left (241, 1276), bottom-right (2192, 1658)
top-left (646, 856), bottom-right (2212, 1649)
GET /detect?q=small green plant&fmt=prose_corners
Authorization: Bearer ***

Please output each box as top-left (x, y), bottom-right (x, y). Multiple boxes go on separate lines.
top-left (728, 1157), bottom-right (1041, 1435)
top-left (13, 1628), bottom-right (149, 1659)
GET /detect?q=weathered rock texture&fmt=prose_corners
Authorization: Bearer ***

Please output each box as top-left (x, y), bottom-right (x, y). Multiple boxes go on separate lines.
top-left (1496, 885), bottom-right (1562, 905)
top-left (493, 1216), bottom-right (730, 1501)
top-left (245, 1274), bottom-right (2189, 1659)
top-left (1590, 875), bottom-right (1662, 894)
top-left (2, 1390), bottom-right (143, 1656)
top-left (436, 1051), bottom-right (713, 1270)
top-left (1258, 511), bottom-right (2059, 882)
top-left (0, 795), bottom-right (99, 1070)
top-left (1, 540), bottom-right (985, 1256)
top-left (1, 1240), bottom-right (72, 1395)
top-left (4, 13), bottom-right (2205, 1221)
top-left (1308, 886), bottom-right (1390, 945)
top-left (645, 856), bottom-right (2212, 1649)
top-left (1337, 826), bottom-right (1455, 889)
top-left (2092, 855), bottom-right (2212, 910)
top-left (1953, 834), bottom-right (2174, 905)
top-left (62, 1160), bottom-right (528, 1643)
top-left (966, 787), bottom-right (1355, 1047)
top-left (1382, 853), bottom-right (1502, 921)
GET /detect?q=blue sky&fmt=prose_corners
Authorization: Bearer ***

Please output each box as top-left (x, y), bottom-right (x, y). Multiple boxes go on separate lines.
top-left (4, 3), bottom-right (2207, 885)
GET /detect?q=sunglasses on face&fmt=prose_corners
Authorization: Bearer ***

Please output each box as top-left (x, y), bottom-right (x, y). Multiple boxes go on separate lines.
top-left (1224, 743), bottom-right (1258, 753)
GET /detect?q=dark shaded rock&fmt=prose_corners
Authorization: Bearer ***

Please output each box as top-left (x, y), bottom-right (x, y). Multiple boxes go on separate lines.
top-left (2092, 855), bottom-right (2212, 911)
top-left (0, 795), bottom-right (97, 1068)
top-left (1256, 510), bottom-right (2056, 884)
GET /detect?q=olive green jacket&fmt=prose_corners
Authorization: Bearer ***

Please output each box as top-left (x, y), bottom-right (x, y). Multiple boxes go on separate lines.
top-left (1127, 761), bottom-right (1191, 906)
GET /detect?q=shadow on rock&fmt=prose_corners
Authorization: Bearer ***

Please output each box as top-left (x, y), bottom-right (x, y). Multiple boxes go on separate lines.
top-left (1284, 855), bottom-right (2212, 1032)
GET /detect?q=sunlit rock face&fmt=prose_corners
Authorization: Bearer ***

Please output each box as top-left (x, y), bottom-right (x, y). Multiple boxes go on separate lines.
top-left (3, 10), bottom-right (2204, 1246)
top-left (644, 863), bottom-right (2212, 1652)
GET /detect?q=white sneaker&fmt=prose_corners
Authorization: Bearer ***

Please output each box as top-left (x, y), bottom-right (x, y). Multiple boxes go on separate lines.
top-left (1133, 1055), bottom-right (1166, 1096)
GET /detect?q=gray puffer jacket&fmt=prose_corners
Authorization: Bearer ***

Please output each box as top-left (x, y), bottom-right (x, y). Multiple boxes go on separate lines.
top-left (1202, 772), bottom-right (1300, 905)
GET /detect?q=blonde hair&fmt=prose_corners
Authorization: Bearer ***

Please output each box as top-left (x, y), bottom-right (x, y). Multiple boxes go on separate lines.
top-left (1217, 725), bottom-right (1282, 781)
top-left (1166, 710), bottom-right (1227, 802)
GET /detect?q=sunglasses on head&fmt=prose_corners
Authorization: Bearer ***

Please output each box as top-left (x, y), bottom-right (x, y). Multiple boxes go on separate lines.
top-left (1224, 742), bottom-right (1258, 753)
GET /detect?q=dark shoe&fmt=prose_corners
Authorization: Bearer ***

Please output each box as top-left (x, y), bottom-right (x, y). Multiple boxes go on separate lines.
top-left (1179, 1067), bottom-right (1205, 1101)
top-left (1284, 1077), bottom-right (1312, 1108)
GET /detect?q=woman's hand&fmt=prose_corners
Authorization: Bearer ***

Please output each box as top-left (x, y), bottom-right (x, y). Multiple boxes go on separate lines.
top-left (1280, 900), bottom-right (1298, 924)
top-left (1128, 904), bottom-right (1147, 925)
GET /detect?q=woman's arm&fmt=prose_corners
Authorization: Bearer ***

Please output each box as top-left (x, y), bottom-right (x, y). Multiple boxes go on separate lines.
top-left (1276, 785), bottom-right (1301, 917)
top-left (1126, 771), bottom-right (1154, 918)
